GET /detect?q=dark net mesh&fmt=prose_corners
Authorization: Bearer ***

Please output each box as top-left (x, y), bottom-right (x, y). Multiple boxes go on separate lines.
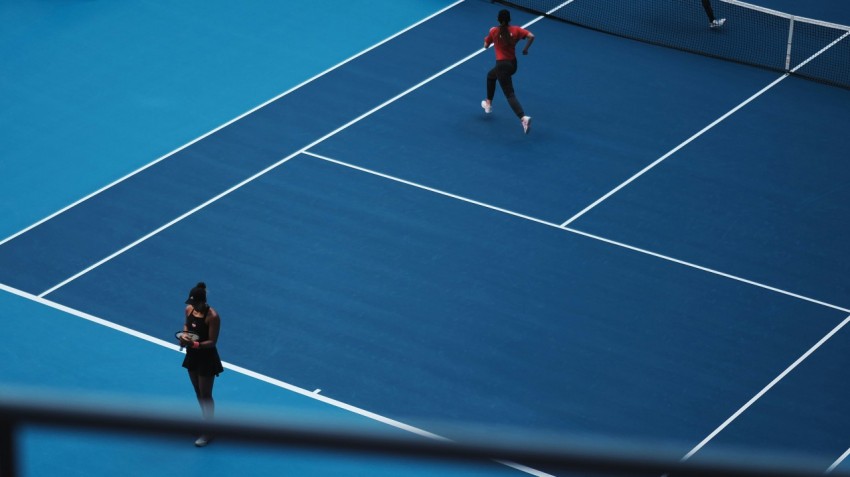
top-left (496, 0), bottom-right (850, 89)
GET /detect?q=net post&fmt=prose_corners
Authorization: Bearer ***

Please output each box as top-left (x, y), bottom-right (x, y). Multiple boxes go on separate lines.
top-left (785, 16), bottom-right (796, 71)
top-left (0, 420), bottom-right (16, 477)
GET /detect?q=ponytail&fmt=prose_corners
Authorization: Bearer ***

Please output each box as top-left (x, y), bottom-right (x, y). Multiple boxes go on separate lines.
top-left (496, 9), bottom-right (515, 47)
top-left (498, 24), bottom-right (515, 47)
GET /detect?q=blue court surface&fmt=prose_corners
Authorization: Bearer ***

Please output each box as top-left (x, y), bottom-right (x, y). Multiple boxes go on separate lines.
top-left (3, 1), bottom-right (850, 476)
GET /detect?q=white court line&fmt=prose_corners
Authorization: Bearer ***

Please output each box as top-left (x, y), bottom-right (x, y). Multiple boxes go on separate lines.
top-left (39, 58), bottom-right (479, 296)
top-left (0, 0), bottom-right (464, 249)
top-left (557, 27), bottom-right (850, 468)
top-left (827, 447), bottom-right (850, 474)
top-left (303, 151), bottom-right (559, 229)
top-left (559, 73), bottom-right (789, 228)
top-left (680, 313), bottom-right (850, 462)
top-left (36, 0), bottom-right (573, 297)
top-left (560, 12), bottom-right (850, 230)
top-left (0, 281), bottom-right (554, 477)
top-left (37, 5), bottom-right (559, 297)
top-left (565, 228), bottom-right (850, 313)
top-left (13, 0), bottom-right (848, 470)
top-left (304, 150), bottom-right (850, 314)
top-left (309, 152), bottom-right (850, 475)
top-left (13, 4), bottom-right (574, 475)
top-left (38, 146), bottom-right (301, 298)
top-left (790, 30), bottom-right (850, 73)
top-left (0, 285), bottom-right (447, 438)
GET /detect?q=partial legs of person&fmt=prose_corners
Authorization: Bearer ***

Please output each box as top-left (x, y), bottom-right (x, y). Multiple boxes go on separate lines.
top-left (482, 63), bottom-right (500, 114)
top-left (189, 370), bottom-right (216, 447)
top-left (702, 0), bottom-right (726, 28)
top-left (484, 60), bottom-right (532, 133)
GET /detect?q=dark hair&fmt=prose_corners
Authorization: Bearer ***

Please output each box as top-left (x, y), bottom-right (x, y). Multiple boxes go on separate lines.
top-left (497, 9), bottom-right (511, 24)
top-left (497, 10), bottom-right (515, 47)
top-left (185, 282), bottom-right (208, 308)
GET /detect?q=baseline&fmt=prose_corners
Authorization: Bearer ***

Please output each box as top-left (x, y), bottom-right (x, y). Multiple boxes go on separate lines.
top-left (0, 282), bottom-right (550, 477)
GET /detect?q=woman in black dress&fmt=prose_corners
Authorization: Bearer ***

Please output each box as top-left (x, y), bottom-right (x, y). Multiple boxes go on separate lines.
top-left (179, 282), bottom-right (223, 447)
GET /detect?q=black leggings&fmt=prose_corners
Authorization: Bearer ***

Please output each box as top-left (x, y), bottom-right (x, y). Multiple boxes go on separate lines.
top-left (487, 59), bottom-right (525, 118)
top-left (189, 370), bottom-right (216, 420)
top-left (701, 0), bottom-right (716, 21)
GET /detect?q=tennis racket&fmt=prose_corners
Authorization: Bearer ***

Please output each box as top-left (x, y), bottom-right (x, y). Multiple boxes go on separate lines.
top-left (175, 331), bottom-right (200, 351)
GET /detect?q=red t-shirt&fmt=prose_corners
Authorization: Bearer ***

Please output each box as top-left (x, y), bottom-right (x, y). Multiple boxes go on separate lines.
top-left (484, 25), bottom-right (530, 61)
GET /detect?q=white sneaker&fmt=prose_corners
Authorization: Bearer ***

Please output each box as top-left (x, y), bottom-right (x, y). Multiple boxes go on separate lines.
top-left (710, 18), bottom-right (726, 29)
top-left (521, 116), bottom-right (531, 134)
top-left (481, 100), bottom-right (492, 114)
top-left (194, 435), bottom-right (212, 447)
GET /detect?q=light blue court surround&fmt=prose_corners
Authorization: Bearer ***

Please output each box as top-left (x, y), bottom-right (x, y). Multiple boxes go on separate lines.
top-left (0, 0), bottom-right (483, 296)
top-left (0, 0), bottom-right (455, 240)
top-left (43, 153), bottom-right (849, 460)
top-left (5, 0), bottom-right (850, 475)
top-left (0, 289), bottom-right (521, 477)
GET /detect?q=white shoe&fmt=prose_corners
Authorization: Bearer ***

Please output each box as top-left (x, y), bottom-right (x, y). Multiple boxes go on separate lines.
top-left (481, 100), bottom-right (492, 114)
top-left (194, 435), bottom-right (212, 447)
top-left (521, 116), bottom-right (531, 134)
top-left (710, 18), bottom-right (726, 29)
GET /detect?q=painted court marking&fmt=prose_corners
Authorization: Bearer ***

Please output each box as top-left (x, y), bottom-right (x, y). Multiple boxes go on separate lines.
top-left (827, 447), bottom-right (850, 473)
top-left (299, 150), bottom-right (850, 470)
top-left (0, 281), bottom-right (553, 477)
top-left (35, 3), bottom-right (554, 298)
top-left (4, 0), bottom-right (850, 471)
top-left (303, 151), bottom-right (850, 315)
top-left (680, 313), bottom-right (850, 461)
top-left (560, 22), bottom-right (850, 228)
top-left (0, 0), bottom-right (465, 250)
top-left (559, 74), bottom-right (789, 228)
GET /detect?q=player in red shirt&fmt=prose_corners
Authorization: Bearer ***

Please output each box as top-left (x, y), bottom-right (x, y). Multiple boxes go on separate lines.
top-left (481, 9), bottom-right (535, 134)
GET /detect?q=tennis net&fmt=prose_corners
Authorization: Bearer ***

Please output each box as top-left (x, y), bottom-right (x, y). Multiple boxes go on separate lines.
top-left (495, 0), bottom-right (850, 89)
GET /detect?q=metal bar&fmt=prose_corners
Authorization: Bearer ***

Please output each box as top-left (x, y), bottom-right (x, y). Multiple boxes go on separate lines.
top-left (786, 16), bottom-right (796, 71)
top-left (723, 0), bottom-right (850, 30)
top-left (0, 420), bottom-right (16, 477)
top-left (0, 394), bottom-right (845, 477)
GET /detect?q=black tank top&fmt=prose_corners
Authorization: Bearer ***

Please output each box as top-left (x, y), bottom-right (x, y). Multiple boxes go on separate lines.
top-left (188, 308), bottom-right (211, 342)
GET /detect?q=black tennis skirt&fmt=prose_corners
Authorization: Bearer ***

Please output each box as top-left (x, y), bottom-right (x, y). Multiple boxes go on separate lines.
top-left (182, 347), bottom-right (224, 377)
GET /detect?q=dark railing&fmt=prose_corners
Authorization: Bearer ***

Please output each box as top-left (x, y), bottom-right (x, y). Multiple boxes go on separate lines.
top-left (0, 393), bottom-right (845, 477)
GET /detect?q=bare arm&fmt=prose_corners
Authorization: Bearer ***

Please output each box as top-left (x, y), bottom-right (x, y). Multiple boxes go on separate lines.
top-left (183, 305), bottom-right (193, 330)
top-left (522, 32), bottom-right (535, 55)
top-left (202, 308), bottom-right (220, 348)
top-left (484, 28), bottom-right (493, 49)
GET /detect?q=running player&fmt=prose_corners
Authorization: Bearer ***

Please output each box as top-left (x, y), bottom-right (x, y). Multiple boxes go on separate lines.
top-left (481, 9), bottom-right (535, 134)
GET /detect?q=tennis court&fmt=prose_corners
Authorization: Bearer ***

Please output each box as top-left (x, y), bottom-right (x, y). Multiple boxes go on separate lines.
top-left (2, 1), bottom-right (850, 475)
